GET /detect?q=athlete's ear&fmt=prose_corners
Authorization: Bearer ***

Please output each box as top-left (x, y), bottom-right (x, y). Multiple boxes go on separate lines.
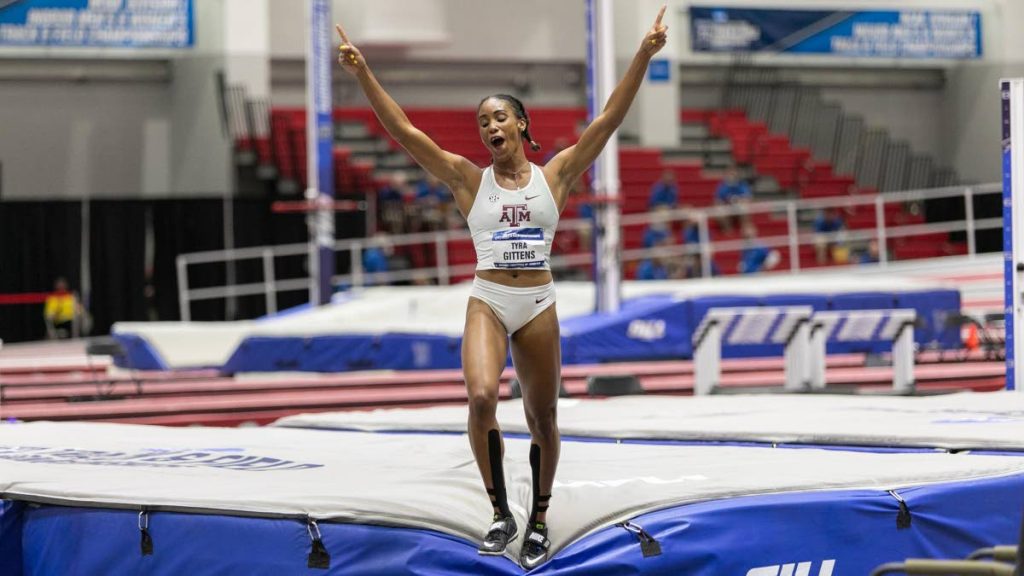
top-left (518, 118), bottom-right (527, 132)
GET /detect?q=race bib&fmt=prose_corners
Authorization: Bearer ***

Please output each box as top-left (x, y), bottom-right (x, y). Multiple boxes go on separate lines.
top-left (492, 228), bottom-right (546, 269)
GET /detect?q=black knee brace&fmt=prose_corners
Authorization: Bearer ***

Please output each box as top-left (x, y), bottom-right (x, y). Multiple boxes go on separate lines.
top-left (487, 429), bottom-right (510, 517)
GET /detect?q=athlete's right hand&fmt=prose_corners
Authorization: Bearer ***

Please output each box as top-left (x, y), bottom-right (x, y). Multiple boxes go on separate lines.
top-left (336, 23), bottom-right (365, 75)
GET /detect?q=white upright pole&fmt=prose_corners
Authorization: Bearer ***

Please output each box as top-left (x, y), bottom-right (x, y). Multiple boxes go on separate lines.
top-left (306, 0), bottom-right (334, 306)
top-left (586, 0), bottom-right (622, 313)
top-left (1001, 78), bottom-right (1024, 392)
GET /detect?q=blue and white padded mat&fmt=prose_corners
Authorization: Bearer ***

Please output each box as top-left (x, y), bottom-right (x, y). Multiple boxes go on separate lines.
top-left (274, 390), bottom-right (1024, 452)
top-left (1, 420), bottom-right (1024, 574)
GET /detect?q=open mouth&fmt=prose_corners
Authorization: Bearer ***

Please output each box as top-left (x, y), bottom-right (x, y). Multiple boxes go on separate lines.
top-left (490, 135), bottom-right (506, 149)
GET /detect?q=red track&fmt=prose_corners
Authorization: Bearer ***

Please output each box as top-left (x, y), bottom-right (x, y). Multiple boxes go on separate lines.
top-left (0, 352), bottom-right (1007, 427)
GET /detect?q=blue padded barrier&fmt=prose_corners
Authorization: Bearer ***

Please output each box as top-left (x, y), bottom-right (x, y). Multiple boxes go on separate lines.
top-left (9, 471), bottom-right (1023, 576)
top-left (828, 292), bottom-right (899, 354)
top-left (895, 289), bottom-right (962, 350)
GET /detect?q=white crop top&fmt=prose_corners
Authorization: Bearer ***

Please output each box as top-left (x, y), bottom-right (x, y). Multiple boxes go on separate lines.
top-left (467, 163), bottom-right (560, 271)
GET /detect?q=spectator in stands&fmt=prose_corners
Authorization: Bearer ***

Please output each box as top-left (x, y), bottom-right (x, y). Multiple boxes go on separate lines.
top-left (415, 173), bottom-right (450, 231)
top-left (360, 238), bottom-right (391, 286)
top-left (853, 239), bottom-right (881, 264)
top-left (738, 224), bottom-right (780, 274)
top-left (637, 234), bottom-right (677, 280)
top-left (43, 277), bottom-right (82, 339)
top-left (642, 205), bottom-right (675, 248)
top-left (648, 169), bottom-right (678, 209)
top-left (378, 174), bottom-right (408, 234)
top-left (636, 257), bottom-right (669, 280)
top-left (812, 207), bottom-right (847, 264)
top-left (680, 208), bottom-right (701, 245)
top-left (569, 178), bottom-right (595, 252)
top-left (714, 165), bottom-right (752, 233)
top-left (415, 172), bottom-right (448, 203)
top-left (362, 243), bottom-right (390, 274)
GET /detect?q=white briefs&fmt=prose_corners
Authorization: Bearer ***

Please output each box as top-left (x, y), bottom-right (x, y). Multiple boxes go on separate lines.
top-left (470, 276), bottom-right (556, 335)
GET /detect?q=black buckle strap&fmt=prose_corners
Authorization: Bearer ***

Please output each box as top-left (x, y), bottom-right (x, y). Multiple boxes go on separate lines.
top-left (888, 490), bottom-right (912, 529)
top-left (526, 529), bottom-right (550, 549)
top-left (138, 511), bottom-right (153, 556)
top-left (617, 521), bottom-right (662, 558)
top-left (306, 518), bottom-right (330, 569)
top-left (488, 516), bottom-right (516, 537)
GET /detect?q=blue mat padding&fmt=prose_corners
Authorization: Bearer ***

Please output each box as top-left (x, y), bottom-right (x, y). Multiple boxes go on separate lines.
top-left (560, 295), bottom-right (691, 364)
top-left (0, 500), bottom-right (23, 575)
top-left (7, 470), bottom-right (1022, 575)
top-left (539, 472), bottom-right (1024, 576)
top-left (897, 289), bottom-right (962, 350)
top-left (123, 288), bottom-right (962, 372)
top-left (112, 332), bottom-right (169, 371)
top-left (221, 333), bottom-right (463, 374)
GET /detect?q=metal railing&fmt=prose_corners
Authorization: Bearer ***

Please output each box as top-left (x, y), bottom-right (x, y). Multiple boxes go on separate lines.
top-left (175, 182), bottom-right (1001, 321)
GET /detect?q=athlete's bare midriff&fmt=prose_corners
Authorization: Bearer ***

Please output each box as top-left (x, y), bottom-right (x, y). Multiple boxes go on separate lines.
top-left (476, 268), bottom-right (553, 287)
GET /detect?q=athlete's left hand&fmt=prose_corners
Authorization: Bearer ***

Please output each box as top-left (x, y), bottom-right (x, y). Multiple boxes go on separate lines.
top-left (640, 5), bottom-right (668, 56)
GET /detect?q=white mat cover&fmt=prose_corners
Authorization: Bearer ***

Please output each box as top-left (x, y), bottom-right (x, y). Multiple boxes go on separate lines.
top-left (274, 391), bottom-right (1024, 451)
top-left (2, 421), bottom-right (1024, 561)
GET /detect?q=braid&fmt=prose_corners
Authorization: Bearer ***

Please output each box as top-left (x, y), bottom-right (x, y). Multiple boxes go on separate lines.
top-left (482, 94), bottom-right (542, 152)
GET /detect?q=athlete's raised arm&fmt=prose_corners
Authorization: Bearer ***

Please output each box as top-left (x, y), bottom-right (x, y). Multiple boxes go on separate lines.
top-left (336, 23), bottom-right (480, 209)
top-left (543, 5), bottom-right (668, 208)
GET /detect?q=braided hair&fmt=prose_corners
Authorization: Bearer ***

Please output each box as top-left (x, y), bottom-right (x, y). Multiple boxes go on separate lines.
top-left (480, 94), bottom-right (542, 152)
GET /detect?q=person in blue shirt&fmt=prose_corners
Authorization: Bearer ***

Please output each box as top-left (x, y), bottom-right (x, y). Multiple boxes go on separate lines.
top-left (414, 172), bottom-right (447, 202)
top-left (648, 169), bottom-right (678, 209)
top-left (738, 225), bottom-right (779, 274)
top-left (363, 245), bottom-right (389, 273)
top-left (361, 238), bottom-right (393, 285)
top-left (637, 233), bottom-right (677, 280)
top-left (415, 173), bottom-right (450, 231)
top-left (378, 175), bottom-right (408, 234)
top-left (642, 205), bottom-right (675, 248)
top-left (635, 257), bottom-right (669, 280)
top-left (680, 211), bottom-right (700, 245)
top-left (812, 207), bottom-right (847, 264)
top-left (714, 165), bottom-right (752, 233)
top-left (853, 239), bottom-right (880, 264)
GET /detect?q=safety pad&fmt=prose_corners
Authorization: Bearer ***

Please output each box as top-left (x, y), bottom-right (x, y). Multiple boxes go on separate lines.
top-left (3, 421), bottom-right (1024, 575)
top-left (275, 391), bottom-right (1024, 453)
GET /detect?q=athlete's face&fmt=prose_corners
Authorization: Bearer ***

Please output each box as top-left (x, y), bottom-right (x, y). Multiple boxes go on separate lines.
top-left (478, 98), bottom-right (526, 160)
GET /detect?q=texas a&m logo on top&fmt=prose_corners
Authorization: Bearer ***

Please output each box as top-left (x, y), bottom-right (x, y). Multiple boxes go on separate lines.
top-left (499, 204), bottom-right (531, 227)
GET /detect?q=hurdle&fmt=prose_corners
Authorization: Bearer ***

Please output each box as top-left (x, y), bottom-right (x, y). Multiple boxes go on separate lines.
top-left (692, 306), bottom-right (813, 395)
top-left (693, 307), bottom-right (918, 395)
top-left (809, 309), bottom-right (917, 394)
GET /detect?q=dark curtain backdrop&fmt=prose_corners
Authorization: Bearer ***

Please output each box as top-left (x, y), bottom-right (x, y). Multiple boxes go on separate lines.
top-left (0, 201), bottom-right (82, 342)
top-left (151, 198), bottom-right (227, 322)
top-left (1, 195), bottom-right (366, 342)
top-left (924, 190), bottom-right (1002, 252)
top-left (88, 200), bottom-right (149, 336)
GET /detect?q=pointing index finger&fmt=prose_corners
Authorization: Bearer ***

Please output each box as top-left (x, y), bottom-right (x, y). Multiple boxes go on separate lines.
top-left (654, 5), bottom-right (666, 26)
top-left (335, 23), bottom-right (350, 44)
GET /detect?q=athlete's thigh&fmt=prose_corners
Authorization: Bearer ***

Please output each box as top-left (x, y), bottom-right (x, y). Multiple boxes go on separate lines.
top-left (463, 297), bottom-right (509, 395)
top-left (509, 306), bottom-right (561, 411)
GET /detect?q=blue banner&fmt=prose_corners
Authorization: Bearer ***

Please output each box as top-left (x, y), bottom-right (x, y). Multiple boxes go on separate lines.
top-left (690, 7), bottom-right (981, 59)
top-left (0, 0), bottom-right (192, 48)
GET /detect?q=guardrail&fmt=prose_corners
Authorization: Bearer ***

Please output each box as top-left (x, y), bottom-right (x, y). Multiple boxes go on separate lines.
top-left (176, 182), bottom-right (1001, 321)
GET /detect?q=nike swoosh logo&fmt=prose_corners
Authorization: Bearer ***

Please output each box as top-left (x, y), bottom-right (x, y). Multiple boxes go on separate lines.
top-left (525, 195), bottom-right (539, 201)
top-left (535, 296), bottom-right (548, 304)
